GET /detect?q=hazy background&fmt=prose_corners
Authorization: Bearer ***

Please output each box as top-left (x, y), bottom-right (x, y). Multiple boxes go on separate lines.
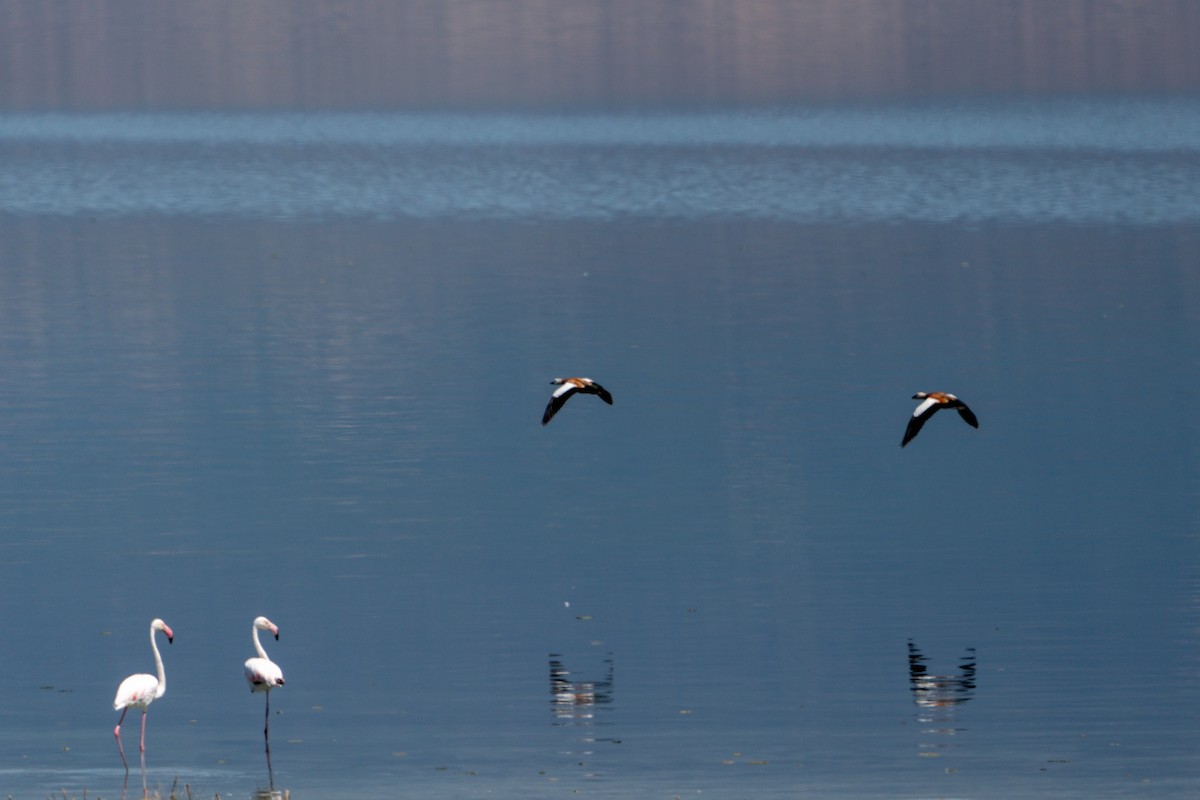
top-left (3, 0), bottom-right (1200, 110)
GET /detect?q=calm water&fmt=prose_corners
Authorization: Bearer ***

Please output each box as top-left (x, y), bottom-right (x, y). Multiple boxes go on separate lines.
top-left (3, 99), bottom-right (1200, 224)
top-left (0, 96), bottom-right (1196, 799)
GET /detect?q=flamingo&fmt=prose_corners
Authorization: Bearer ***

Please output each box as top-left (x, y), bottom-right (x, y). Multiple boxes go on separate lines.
top-left (112, 618), bottom-right (173, 771)
top-left (245, 616), bottom-right (285, 785)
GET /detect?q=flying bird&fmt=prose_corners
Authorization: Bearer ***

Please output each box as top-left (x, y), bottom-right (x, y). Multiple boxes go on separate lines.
top-left (902, 391), bottom-right (978, 447)
top-left (245, 616), bottom-right (285, 787)
top-left (112, 618), bottom-right (173, 772)
top-left (542, 377), bottom-right (613, 425)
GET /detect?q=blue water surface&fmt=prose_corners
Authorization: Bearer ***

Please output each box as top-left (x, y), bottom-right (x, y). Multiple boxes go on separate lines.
top-left (0, 99), bottom-right (1196, 799)
top-left (1, 98), bottom-right (1199, 224)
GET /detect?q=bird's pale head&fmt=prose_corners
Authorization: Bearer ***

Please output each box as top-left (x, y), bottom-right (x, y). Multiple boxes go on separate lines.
top-left (254, 616), bottom-right (280, 640)
top-left (152, 618), bottom-right (174, 643)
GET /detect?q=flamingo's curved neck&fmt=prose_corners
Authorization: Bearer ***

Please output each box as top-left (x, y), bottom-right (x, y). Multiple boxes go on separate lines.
top-left (150, 625), bottom-right (167, 699)
top-left (252, 625), bottom-right (270, 661)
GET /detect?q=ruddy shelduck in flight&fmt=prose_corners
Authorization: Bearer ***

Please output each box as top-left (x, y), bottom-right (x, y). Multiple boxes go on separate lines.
top-left (542, 377), bottom-right (613, 425)
top-left (902, 391), bottom-right (978, 447)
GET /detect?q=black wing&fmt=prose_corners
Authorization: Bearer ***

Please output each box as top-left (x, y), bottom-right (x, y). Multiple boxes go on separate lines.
top-left (900, 412), bottom-right (930, 447)
top-left (591, 383), bottom-right (614, 405)
top-left (542, 388), bottom-right (575, 426)
top-left (955, 403), bottom-right (979, 429)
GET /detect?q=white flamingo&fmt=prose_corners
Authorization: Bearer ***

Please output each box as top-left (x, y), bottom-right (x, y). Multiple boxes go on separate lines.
top-left (112, 618), bottom-right (173, 771)
top-left (244, 616), bottom-right (285, 785)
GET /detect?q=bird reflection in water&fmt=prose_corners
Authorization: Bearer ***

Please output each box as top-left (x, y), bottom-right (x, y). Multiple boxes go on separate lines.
top-left (119, 770), bottom-right (186, 800)
top-left (550, 652), bottom-right (614, 719)
top-left (549, 652), bottom-right (618, 779)
top-left (907, 640), bottom-right (976, 759)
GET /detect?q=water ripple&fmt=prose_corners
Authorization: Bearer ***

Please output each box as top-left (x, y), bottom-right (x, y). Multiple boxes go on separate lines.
top-left (2, 98), bottom-right (1198, 224)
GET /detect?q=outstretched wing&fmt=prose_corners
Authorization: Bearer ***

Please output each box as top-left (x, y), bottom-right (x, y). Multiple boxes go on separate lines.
top-left (901, 414), bottom-right (928, 447)
top-left (542, 384), bottom-right (577, 425)
top-left (590, 383), bottom-right (614, 405)
top-left (955, 402), bottom-right (979, 429)
top-left (901, 397), bottom-right (941, 448)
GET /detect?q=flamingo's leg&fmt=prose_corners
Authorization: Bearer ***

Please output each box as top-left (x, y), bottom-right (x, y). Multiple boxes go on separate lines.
top-left (114, 707), bottom-right (130, 771)
top-left (265, 691), bottom-right (276, 790)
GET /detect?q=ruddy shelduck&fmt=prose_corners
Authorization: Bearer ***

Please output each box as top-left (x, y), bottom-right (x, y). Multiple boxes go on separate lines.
top-left (902, 391), bottom-right (978, 447)
top-left (542, 377), bottom-right (613, 425)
